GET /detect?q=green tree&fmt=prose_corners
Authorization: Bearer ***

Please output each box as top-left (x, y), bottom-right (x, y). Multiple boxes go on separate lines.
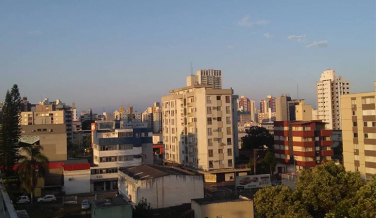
top-left (133, 197), bottom-right (151, 218)
top-left (18, 145), bottom-right (49, 202)
top-left (254, 161), bottom-right (371, 218)
top-left (241, 126), bottom-right (274, 150)
top-left (0, 85), bottom-right (22, 176)
top-left (263, 151), bottom-right (277, 175)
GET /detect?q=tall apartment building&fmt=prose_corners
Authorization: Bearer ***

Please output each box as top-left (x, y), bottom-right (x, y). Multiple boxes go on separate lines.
top-left (274, 121), bottom-right (333, 172)
top-left (238, 95), bottom-right (251, 112)
top-left (317, 69), bottom-right (350, 130)
top-left (142, 102), bottom-right (162, 133)
top-left (187, 69), bottom-right (222, 89)
top-left (341, 82), bottom-right (376, 180)
top-left (20, 99), bottom-right (73, 143)
top-left (161, 84), bottom-right (238, 171)
top-left (71, 103), bottom-right (79, 121)
top-left (260, 95), bottom-right (276, 113)
top-left (90, 122), bottom-right (153, 191)
top-left (276, 95), bottom-right (292, 121)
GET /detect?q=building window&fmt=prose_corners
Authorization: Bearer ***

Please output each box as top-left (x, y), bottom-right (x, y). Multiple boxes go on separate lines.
top-left (226, 106), bottom-right (231, 114)
top-left (228, 159), bottom-right (233, 167)
top-left (209, 161), bottom-right (214, 168)
top-left (206, 96), bottom-right (211, 104)
top-left (208, 128), bottom-right (212, 136)
top-left (351, 99), bottom-right (356, 105)
top-left (208, 139), bottom-right (213, 146)
top-left (208, 150), bottom-right (213, 157)
top-left (354, 133), bottom-right (358, 138)
top-left (353, 122), bottom-right (357, 127)
top-left (207, 117), bottom-right (212, 125)
top-left (227, 138), bottom-right (232, 145)
top-left (226, 117), bottom-right (231, 124)
top-left (217, 117), bottom-right (222, 121)
top-left (225, 96), bottom-right (230, 103)
top-left (352, 111), bottom-right (356, 116)
top-left (227, 127), bottom-right (231, 135)
top-left (364, 134), bottom-right (368, 139)
top-left (227, 148), bottom-right (232, 156)
top-left (207, 107), bottom-right (212, 114)
top-left (218, 149), bottom-right (223, 154)
top-left (216, 96), bottom-right (221, 100)
top-left (362, 97), bottom-right (375, 104)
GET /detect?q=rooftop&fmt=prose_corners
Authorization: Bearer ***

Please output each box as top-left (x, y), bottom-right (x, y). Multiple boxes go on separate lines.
top-left (120, 165), bottom-right (191, 180)
top-left (192, 196), bottom-right (252, 205)
top-left (91, 197), bottom-right (130, 208)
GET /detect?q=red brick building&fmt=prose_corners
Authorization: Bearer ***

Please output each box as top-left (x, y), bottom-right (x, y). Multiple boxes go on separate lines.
top-left (274, 121), bottom-right (333, 172)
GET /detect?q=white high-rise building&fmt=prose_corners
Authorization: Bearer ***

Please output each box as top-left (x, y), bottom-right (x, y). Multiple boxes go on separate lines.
top-left (317, 69), bottom-right (350, 130)
top-left (162, 84), bottom-right (238, 171)
top-left (187, 69), bottom-right (222, 89)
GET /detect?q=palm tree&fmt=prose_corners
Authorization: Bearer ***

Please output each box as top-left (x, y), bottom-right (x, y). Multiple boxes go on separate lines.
top-left (18, 145), bottom-right (49, 202)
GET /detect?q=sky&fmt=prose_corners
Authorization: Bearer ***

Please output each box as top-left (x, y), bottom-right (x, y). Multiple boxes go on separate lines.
top-left (0, 1), bottom-right (375, 113)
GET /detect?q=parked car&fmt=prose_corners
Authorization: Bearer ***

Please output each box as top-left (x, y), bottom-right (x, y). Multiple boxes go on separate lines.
top-left (81, 199), bottom-right (90, 210)
top-left (37, 195), bottom-right (56, 203)
top-left (16, 196), bottom-right (30, 204)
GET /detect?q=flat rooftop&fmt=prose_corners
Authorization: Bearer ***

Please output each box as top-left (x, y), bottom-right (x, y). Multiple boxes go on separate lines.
top-left (120, 165), bottom-right (192, 180)
top-left (192, 197), bottom-right (252, 205)
top-left (91, 197), bottom-right (129, 208)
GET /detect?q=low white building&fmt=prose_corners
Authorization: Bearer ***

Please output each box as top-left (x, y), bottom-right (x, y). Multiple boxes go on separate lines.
top-left (118, 165), bottom-right (204, 208)
top-left (63, 160), bottom-right (91, 195)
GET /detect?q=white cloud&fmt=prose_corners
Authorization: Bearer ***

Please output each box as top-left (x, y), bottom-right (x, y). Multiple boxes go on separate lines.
top-left (264, 33), bottom-right (272, 38)
top-left (287, 35), bottom-right (306, 41)
top-left (307, 40), bottom-right (328, 48)
top-left (238, 16), bottom-right (269, 27)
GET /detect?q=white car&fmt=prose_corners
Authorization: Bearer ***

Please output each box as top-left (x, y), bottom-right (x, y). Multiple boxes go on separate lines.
top-left (37, 195), bottom-right (57, 203)
top-left (16, 196), bottom-right (30, 204)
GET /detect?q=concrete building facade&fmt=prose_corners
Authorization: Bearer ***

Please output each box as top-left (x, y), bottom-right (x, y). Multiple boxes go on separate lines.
top-left (341, 82), bottom-right (376, 180)
top-left (91, 123), bottom-right (153, 192)
top-left (118, 165), bottom-right (204, 209)
top-left (161, 84), bottom-right (238, 171)
top-left (274, 121), bottom-right (334, 172)
top-left (20, 124), bottom-right (67, 161)
top-left (317, 69), bottom-right (350, 130)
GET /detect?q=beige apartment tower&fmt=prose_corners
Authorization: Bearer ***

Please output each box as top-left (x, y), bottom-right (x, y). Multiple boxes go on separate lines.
top-left (162, 84), bottom-right (238, 171)
top-left (187, 69), bottom-right (222, 89)
top-left (317, 69), bottom-right (350, 130)
top-left (341, 82), bottom-right (376, 180)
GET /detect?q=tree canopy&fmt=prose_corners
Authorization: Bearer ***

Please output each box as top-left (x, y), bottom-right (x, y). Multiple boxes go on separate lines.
top-left (254, 161), bottom-right (375, 218)
top-left (241, 126), bottom-right (274, 150)
top-left (0, 84), bottom-right (22, 175)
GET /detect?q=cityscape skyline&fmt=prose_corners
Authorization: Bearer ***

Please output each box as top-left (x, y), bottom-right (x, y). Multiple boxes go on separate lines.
top-left (1, 1), bottom-right (375, 112)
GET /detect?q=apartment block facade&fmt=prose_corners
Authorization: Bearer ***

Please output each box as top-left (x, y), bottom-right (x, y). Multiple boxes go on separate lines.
top-left (341, 83), bottom-right (376, 180)
top-left (187, 69), bottom-right (222, 89)
top-left (317, 69), bottom-right (350, 130)
top-left (161, 84), bottom-right (238, 171)
top-left (20, 100), bottom-right (73, 143)
top-left (90, 122), bottom-right (153, 191)
top-left (274, 121), bottom-right (333, 172)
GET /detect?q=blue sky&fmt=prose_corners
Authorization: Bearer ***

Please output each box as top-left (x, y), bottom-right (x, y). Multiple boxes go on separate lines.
top-left (0, 1), bottom-right (375, 113)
